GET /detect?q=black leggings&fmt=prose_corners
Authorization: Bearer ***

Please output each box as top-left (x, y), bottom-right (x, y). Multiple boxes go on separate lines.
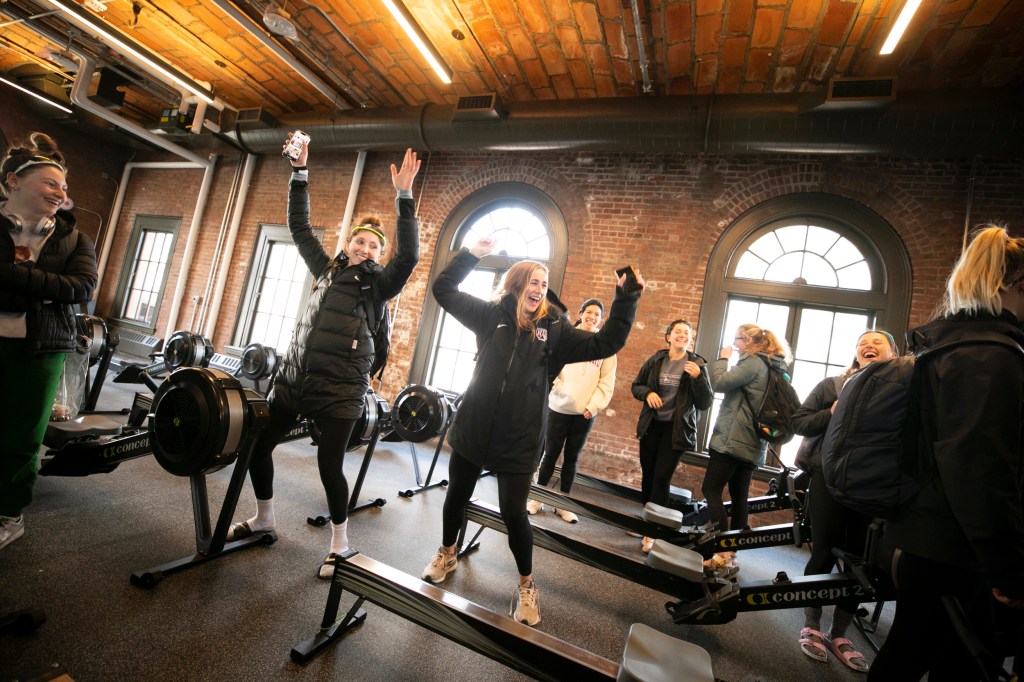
top-left (442, 451), bottom-right (534, 576)
top-left (537, 410), bottom-right (596, 493)
top-left (804, 466), bottom-right (871, 614)
top-left (247, 404), bottom-right (357, 523)
top-left (638, 420), bottom-right (682, 505)
top-left (701, 448), bottom-right (755, 532)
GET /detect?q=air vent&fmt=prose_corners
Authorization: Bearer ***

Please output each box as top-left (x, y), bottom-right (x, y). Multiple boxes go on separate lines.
top-left (452, 93), bottom-right (507, 122)
top-left (111, 327), bottom-right (163, 360)
top-left (811, 77), bottom-right (897, 111)
top-left (235, 107), bottom-right (278, 130)
top-left (208, 353), bottom-right (242, 375)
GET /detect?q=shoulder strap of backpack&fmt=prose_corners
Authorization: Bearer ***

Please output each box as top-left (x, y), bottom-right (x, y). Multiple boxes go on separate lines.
top-left (742, 355), bottom-right (772, 414)
top-left (357, 272), bottom-right (385, 334)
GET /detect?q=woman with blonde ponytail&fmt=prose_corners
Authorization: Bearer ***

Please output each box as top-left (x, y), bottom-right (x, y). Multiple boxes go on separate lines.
top-left (869, 225), bottom-right (1024, 680)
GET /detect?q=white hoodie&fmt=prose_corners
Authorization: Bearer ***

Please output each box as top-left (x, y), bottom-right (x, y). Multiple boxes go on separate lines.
top-left (548, 353), bottom-right (617, 416)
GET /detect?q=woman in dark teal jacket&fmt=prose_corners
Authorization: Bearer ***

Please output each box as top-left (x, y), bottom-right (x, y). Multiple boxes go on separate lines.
top-left (420, 235), bottom-right (642, 627)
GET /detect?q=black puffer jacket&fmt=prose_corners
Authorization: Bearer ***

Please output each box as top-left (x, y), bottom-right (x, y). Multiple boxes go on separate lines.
top-left (434, 248), bottom-right (640, 473)
top-left (0, 210), bottom-right (97, 353)
top-left (885, 311), bottom-right (1024, 597)
top-left (631, 349), bottom-right (714, 451)
top-left (270, 174), bottom-right (419, 419)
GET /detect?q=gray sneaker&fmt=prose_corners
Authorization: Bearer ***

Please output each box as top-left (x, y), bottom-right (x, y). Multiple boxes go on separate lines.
top-left (421, 547), bottom-right (457, 584)
top-left (0, 515), bottom-right (25, 551)
top-left (511, 580), bottom-right (541, 626)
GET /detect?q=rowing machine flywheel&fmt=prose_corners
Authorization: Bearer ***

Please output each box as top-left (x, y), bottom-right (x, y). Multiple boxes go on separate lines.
top-left (75, 314), bottom-right (109, 366)
top-left (392, 385), bottom-right (458, 443)
top-left (149, 367), bottom-right (266, 476)
top-left (163, 330), bottom-right (215, 372)
top-left (240, 343), bottom-right (279, 381)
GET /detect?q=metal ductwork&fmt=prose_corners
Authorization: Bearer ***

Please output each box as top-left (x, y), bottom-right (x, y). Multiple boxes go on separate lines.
top-left (230, 90), bottom-right (1024, 157)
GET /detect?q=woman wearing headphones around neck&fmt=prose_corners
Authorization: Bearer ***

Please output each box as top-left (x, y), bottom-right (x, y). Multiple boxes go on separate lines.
top-left (0, 132), bottom-right (97, 551)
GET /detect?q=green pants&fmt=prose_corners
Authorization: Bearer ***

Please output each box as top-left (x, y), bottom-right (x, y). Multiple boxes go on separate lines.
top-left (0, 338), bottom-right (65, 517)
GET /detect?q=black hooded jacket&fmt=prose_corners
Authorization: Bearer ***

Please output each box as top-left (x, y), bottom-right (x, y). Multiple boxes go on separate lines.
top-left (631, 348), bottom-right (714, 452)
top-left (434, 249), bottom-right (639, 473)
top-left (885, 311), bottom-right (1024, 598)
top-left (0, 210), bottom-right (97, 353)
top-left (270, 174), bottom-right (419, 419)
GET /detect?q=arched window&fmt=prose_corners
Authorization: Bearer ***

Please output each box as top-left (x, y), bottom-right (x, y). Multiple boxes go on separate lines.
top-left (410, 183), bottom-right (569, 393)
top-left (697, 194), bottom-right (911, 467)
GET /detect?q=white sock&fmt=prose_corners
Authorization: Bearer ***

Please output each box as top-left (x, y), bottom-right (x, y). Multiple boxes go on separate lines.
top-left (329, 520), bottom-right (349, 555)
top-left (247, 497), bottom-right (275, 531)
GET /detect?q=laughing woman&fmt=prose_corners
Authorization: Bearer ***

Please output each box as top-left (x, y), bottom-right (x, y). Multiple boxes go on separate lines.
top-left (1, 133), bottom-right (97, 551)
top-left (421, 239), bottom-right (643, 627)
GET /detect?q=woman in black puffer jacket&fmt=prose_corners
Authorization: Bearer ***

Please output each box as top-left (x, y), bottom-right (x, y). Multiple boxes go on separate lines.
top-left (0, 133), bottom-right (97, 551)
top-left (229, 137), bottom-right (421, 579)
top-left (419, 235), bottom-right (643, 627)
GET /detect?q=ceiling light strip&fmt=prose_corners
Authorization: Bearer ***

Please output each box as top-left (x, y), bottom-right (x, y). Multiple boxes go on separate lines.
top-left (43, 0), bottom-right (214, 103)
top-left (381, 0), bottom-right (452, 84)
top-left (879, 0), bottom-right (923, 55)
top-left (0, 74), bottom-right (73, 113)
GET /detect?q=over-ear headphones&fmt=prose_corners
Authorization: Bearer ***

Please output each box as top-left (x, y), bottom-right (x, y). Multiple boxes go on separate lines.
top-left (4, 211), bottom-right (56, 236)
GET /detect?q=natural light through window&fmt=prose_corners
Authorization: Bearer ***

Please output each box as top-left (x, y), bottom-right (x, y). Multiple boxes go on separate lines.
top-left (735, 224), bottom-right (871, 290)
top-left (459, 205), bottom-right (551, 259)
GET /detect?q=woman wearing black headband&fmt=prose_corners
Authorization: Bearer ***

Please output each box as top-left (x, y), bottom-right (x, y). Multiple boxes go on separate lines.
top-left (528, 298), bottom-right (616, 523)
top-left (0, 132), bottom-right (97, 552)
top-left (228, 134), bottom-right (422, 579)
top-left (790, 330), bottom-right (899, 673)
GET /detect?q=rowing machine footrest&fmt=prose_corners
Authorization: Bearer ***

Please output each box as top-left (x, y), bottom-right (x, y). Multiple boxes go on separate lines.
top-left (617, 623), bottom-right (714, 682)
top-left (645, 541), bottom-right (705, 582)
top-left (642, 502), bottom-right (684, 530)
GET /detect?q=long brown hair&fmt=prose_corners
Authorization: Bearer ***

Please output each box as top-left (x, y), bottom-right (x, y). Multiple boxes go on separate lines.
top-left (499, 261), bottom-right (550, 332)
top-left (737, 323), bottom-right (793, 364)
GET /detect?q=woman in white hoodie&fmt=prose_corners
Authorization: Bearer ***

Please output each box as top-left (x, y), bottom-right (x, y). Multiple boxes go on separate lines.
top-left (528, 299), bottom-right (616, 523)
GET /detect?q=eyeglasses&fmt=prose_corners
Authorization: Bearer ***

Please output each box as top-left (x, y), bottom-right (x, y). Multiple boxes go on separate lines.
top-left (734, 336), bottom-right (745, 341)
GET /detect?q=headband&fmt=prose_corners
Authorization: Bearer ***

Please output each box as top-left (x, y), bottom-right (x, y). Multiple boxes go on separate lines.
top-left (352, 224), bottom-right (386, 249)
top-left (11, 156), bottom-right (65, 176)
top-left (861, 329), bottom-right (898, 350)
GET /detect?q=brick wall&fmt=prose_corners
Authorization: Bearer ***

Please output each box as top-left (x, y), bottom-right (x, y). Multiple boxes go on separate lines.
top-left (8, 94), bottom-right (1022, 524)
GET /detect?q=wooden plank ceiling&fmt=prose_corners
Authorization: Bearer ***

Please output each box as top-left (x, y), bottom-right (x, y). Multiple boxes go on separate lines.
top-left (0, 0), bottom-right (1021, 128)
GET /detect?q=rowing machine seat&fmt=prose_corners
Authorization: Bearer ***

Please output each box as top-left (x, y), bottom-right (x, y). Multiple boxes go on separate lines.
top-left (642, 502), bottom-right (684, 530)
top-left (44, 415), bottom-right (123, 448)
top-left (644, 541), bottom-right (705, 583)
top-left (617, 623), bottom-right (714, 682)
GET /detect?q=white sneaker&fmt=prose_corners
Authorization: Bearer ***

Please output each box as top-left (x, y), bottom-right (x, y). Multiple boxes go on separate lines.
top-left (511, 580), bottom-right (541, 626)
top-left (553, 508), bottom-right (578, 524)
top-left (526, 499), bottom-right (543, 515)
top-left (421, 547), bottom-right (457, 584)
top-left (0, 515), bottom-right (25, 551)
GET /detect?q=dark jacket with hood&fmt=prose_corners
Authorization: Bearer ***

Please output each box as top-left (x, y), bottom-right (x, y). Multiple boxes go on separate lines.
top-left (434, 248), bottom-right (639, 474)
top-left (790, 374), bottom-right (845, 473)
top-left (631, 348), bottom-right (714, 452)
top-left (0, 210), bottom-right (97, 353)
top-left (885, 311), bottom-right (1024, 598)
top-left (270, 172), bottom-right (419, 419)
top-left (709, 351), bottom-right (790, 467)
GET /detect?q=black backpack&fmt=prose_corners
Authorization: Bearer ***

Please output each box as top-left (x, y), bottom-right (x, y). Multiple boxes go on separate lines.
top-left (743, 357), bottom-right (802, 444)
top-left (821, 334), bottom-right (1024, 518)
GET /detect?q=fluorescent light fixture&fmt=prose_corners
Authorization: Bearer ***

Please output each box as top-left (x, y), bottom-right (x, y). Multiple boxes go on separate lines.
top-left (879, 0), bottom-right (922, 55)
top-left (43, 0), bottom-right (214, 103)
top-left (382, 0), bottom-right (452, 84)
top-left (0, 75), bottom-right (73, 114)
